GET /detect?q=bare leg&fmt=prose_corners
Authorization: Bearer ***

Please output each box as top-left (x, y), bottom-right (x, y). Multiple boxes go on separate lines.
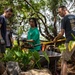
top-left (61, 59), bottom-right (67, 75)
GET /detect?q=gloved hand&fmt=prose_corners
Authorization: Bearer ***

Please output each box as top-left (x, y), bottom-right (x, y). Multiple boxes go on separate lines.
top-left (22, 38), bottom-right (27, 42)
top-left (0, 39), bottom-right (5, 44)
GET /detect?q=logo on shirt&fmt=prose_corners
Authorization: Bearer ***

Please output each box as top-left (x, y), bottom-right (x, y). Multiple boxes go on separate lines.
top-left (70, 19), bottom-right (75, 31)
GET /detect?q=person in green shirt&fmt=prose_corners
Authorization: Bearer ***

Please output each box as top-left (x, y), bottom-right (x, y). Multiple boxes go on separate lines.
top-left (27, 18), bottom-right (41, 52)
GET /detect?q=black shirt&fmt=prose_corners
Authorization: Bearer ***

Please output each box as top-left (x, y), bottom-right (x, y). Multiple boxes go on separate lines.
top-left (61, 14), bottom-right (75, 43)
top-left (6, 30), bottom-right (12, 47)
top-left (0, 15), bottom-right (7, 41)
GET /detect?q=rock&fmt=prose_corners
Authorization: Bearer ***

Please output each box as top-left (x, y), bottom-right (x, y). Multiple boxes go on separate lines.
top-left (20, 68), bottom-right (52, 75)
top-left (0, 62), bottom-right (6, 75)
top-left (2, 71), bottom-right (8, 75)
top-left (6, 61), bottom-right (21, 75)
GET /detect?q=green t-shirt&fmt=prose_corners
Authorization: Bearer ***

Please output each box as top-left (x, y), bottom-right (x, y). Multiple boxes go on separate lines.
top-left (27, 27), bottom-right (41, 51)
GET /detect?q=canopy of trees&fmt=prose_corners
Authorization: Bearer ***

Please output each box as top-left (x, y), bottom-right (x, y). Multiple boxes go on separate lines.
top-left (0, 0), bottom-right (75, 40)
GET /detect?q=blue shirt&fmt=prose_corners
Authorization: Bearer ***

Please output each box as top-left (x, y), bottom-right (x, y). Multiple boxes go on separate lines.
top-left (61, 15), bottom-right (75, 43)
top-left (0, 15), bottom-right (7, 41)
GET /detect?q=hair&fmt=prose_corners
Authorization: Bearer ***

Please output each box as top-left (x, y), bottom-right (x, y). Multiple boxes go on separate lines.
top-left (29, 18), bottom-right (37, 27)
top-left (4, 7), bottom-right (13, 12)
top-left (58, 5), bottom-right (70, 13)
top-left (58, 6), bottom-right (67, 10)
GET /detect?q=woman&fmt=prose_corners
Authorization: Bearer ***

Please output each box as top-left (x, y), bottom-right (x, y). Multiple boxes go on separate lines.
top-left (27, 18), bottom-right (41, 52)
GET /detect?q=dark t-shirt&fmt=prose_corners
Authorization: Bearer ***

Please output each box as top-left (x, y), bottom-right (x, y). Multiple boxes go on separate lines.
top-left (61, 14), bottom-right (75, 43)
top-left (6, 30), bottom-right (12, 47)
top-left (0, 15), bottom-right (7, 41)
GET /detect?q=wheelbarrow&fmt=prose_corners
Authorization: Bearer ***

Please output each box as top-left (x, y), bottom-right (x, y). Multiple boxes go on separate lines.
top-left (40, 45), bottom-right (61, 75)
top-left (39, 43), bottom-right (62, 75)
top-left (20, 39), bottom-right (63, 75)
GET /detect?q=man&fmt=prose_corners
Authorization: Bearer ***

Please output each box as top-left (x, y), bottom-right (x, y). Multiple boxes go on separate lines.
top-left (27, 18), bottom-right (41, 52)
top-left (53, 6), bottom-right (75, 75)
top-left (0, 7), bottom-right (13, 56)
top-left (6, 25), bottom-right (13, 49)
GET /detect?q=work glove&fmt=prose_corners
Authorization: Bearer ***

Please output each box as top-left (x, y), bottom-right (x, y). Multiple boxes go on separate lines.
top-left (0, 39), bottom-right (5, 44)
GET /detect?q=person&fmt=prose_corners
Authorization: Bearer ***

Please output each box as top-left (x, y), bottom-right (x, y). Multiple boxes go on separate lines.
top-left (0, 7), bottom-right (13, 56)
top-left (6, 25), bottom-right (13, 49)
top-left (27, 18), bottom-right (41, 52)
top-left (53, 6), bottom-right (75, 75)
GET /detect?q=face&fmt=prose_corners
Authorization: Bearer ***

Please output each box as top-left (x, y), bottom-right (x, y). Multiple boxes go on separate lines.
top-left (5, 11), bottom-right (13, 18)
top-left (58, 8), bottom-right (65, 17)
top-left (29, 19), bottom-right (35, 27)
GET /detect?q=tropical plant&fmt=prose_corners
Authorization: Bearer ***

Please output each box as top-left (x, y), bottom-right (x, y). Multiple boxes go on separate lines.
top-left (58, 34), bottom-right (75, 52)
top-left (1, 46), bottom-right (49, 71)
top-left (58, 44), bottom-right (66, 52)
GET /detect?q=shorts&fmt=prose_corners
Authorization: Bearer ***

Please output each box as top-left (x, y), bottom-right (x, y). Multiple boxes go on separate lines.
top-left (61, 43), bottom-right (75, 61)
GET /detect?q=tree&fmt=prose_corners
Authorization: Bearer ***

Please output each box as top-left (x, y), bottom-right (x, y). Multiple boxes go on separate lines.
top-left (0, 0), bottom-right (75, 41)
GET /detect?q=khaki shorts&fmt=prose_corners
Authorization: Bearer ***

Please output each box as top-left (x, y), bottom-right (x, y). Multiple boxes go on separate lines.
top-left (61, 43), bottom-right (75, 61)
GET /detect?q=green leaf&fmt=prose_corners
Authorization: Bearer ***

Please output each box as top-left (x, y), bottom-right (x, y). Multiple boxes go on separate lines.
top-left (58, 44), bottom-right (66, 52)
top-left (71, 33), bottom-right (75, 40)
top-left (33, 51), bottom-right (40, 60)
top-left (43, 51), bottom-right (50, 63)
top-left (14, 51), bottom-right (22, 57)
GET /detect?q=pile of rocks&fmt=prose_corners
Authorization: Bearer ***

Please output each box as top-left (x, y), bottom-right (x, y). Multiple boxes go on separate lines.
top-left (0, 62), bottom-right (7, 75)
top-left (0, 61), bottom-right (52, 75)
top-left (20, 69), bottom-right (52, 75)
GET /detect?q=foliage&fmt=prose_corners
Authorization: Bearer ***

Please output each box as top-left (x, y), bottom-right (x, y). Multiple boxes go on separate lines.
top-left (58, 34), bottom-right (75, 52)
top-left (68, 34), bottom-right (75, 51)
top-left (58, 44), bottom-right (66, 52)
top-left (1, 46), bottom-right (49, 70)
top-left (0, 0), bottom-right (75, 40)
top-left (43, 51), bottom-right (50, 63)
top-left (68, 41), bottom-right (75, 51)
top-left (71, 33), bottom-right (75, 40)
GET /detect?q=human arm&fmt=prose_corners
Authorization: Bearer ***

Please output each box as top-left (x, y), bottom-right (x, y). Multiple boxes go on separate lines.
top-left (53, 17), bottom-right (66, 43)
top-left (53, 29), bottom-right (65, 43)
top-left (0, 24), bottom-right (2, 39)
top-left (26, 39), bottom-right (34, 42)
top-left (0, 24), bottom-right (5, 44)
